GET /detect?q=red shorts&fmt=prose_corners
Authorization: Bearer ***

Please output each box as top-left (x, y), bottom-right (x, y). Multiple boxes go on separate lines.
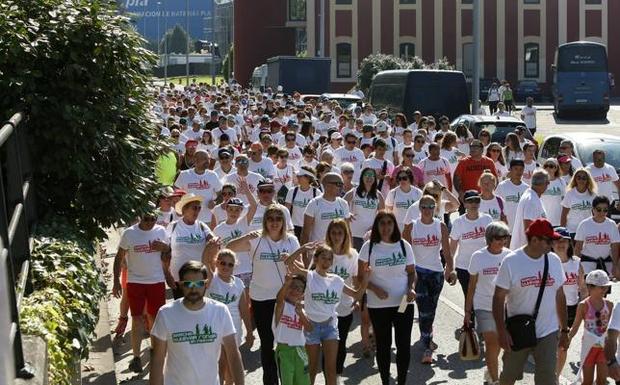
top-left (126, 282), bottom-right (166, 317)
top-left (121, 267), bottom-right (128, 289)
top-left (583, 346), bottom-right (606, 366)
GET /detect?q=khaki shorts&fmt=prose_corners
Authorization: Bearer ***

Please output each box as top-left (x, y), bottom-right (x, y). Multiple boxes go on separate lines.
top-left (500, 331), bottom-right (558, 385)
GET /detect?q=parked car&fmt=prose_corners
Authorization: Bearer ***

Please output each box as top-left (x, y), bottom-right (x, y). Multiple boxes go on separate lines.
top-left (514, 80), bottom-right (542, 102)
top-left (319, 93), bottom-right (362, 110)
top-left (300, 94), bottom-right (321, 104)
top-left (450, 114), bottom-right (536, 147)
top-left (538, 132), bottom-right (620, 221)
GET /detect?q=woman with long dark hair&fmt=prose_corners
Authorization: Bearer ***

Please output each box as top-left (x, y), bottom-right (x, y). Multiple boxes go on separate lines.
top-left (344, 167), bottom-right (385, 251)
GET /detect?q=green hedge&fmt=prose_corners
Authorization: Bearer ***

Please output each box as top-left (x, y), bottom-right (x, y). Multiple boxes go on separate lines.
top-left (20, 220), bottom-right (106, 385)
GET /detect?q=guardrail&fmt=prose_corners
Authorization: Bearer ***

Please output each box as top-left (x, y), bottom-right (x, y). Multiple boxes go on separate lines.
top-left (0, 112), bottom-right (36, 381)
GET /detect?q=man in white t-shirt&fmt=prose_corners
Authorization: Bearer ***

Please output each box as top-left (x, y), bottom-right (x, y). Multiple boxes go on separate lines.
top-left (519, 97), bottom-right (537, 134)
top-left (586, 149), bottom-right (620, 202)
top-left (493, 218), bottom-right (569, 385)
top-left (301, 173), bottom-right (350, 244)
top-left (509, 170), bottom-right (549, 250)
top-left (495, 159), bottom-right (529, 231)
top-left (362, 138), bottom-right (395, 197)
top-left (174, 150), bottom-right (223, 221)
top-left (334, 133), bottom-right (365, 181)
top-left (418, 143), bottom-right (453, 191)
top-left (151, 261), bottom-right (244, 385)
top-left (223, 154), bottom-right (264, 205)
top-left (248, 142), bottom-right (276, 180)
top-left (113, 212), bottom-right (169, 373)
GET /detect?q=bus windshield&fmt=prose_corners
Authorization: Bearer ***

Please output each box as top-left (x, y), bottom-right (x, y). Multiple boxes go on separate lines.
top-left (557, 45), bottom-right (607, 72)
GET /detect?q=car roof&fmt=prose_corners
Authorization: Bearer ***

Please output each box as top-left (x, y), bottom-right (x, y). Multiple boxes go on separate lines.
top-left (320, 93), bottom-right (361, 100)
top-left (544, 132), bottom-right (620, 143)
top-left (454, 114), bottom-right (525, 124)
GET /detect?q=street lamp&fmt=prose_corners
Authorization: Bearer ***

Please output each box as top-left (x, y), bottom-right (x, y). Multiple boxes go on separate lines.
top-left (186, 0), bottom-right (190, 86)
top-left (211, 0), bottom-right (216, 85)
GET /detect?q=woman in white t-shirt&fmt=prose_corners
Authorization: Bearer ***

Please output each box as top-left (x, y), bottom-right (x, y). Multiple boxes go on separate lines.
top-left (284, 167), bottom-right (320, 239)
top-left (485, 142), bottom-right (508, 180)
top-left (409, 195), bottom-right (457, 364)
top-left (478, 171), bottom-right (507, 223)
top-left (439, 132), bottom-right (465, 178)
top-left (226, 205), bottom-right (302, 385)
top-left (521, 143), bottom-right (539, 185)
top-left (464, 222), bottom-right (511, 385)
top-left (464, 222), bottom-right (510, 384)
top-left (503, 133), bottom-right (524, 164)
top-left (206, 249), bottom-right (254, 384)
top-left (288, 243), bottom-right (367, 385)
top-left (561, 168), bottom-right (596, 236)
top-left (344, 167), bottom-right (385, 251)
top-left (357, 211), bottom-right (417, 384)
top-left (541, 158), bottom-right (567, 227)
top-left (386, 167), bottom-right (423, 232)
top-left (273, 148), bottom-right (297, 195)
top-left (455, 124), bottom-right (473, 155)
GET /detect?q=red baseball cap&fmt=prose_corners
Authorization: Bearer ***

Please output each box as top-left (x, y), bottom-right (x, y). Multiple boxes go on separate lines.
top-left (185, 139), bottom-right (199, 148)
top-left (557, 155), bottom-right (572, 164)
top-left (525, 218), bottom-right (561, 240)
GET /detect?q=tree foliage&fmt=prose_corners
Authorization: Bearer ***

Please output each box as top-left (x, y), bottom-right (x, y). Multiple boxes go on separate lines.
top-left (357, 54), bottom-right (455, 93)
top-left (221, 44), bottom-right (234, 81)
top-left (159, 24), bottom-right (190, 54)
top-left (0, 0), bottom-right (162, 239)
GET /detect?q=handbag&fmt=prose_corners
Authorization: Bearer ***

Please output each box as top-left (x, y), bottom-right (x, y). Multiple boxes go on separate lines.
top-left (505, 253), bottom-right (548, 351)
top-left (459, 322), bottom-right (480, 361)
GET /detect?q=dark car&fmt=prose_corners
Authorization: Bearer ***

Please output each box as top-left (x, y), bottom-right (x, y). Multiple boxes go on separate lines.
top-left (514, 80), bottom-right (542, 102)
top-left (538, 132), bottom-right (620, 221)
top-left (450, 114), bottom-right (536, 147)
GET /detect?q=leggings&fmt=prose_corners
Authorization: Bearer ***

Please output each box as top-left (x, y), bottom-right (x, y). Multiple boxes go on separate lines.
top-left (415, 269), bottom-right (444, 348)
top-left (457, 268), bottom-right (475, 325)
top-left (252, 299), bottom-right (278, 385)
top-left (336, 313), bottom-right (353, 374)
top-left (368, 305), bottom-right (414, 385)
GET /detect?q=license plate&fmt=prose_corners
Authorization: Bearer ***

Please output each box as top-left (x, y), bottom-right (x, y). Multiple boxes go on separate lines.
top-left (576, 99), bottom-right (588, 103)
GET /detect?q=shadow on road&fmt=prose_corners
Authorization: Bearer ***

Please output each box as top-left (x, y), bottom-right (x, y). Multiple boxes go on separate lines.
top-left (552, 112), bottom-right (610, 125)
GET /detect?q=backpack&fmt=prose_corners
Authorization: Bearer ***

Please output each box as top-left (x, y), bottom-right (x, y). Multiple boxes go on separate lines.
top-left (289, 186), bottom-right (318, 215)
top-left (495, 196), bottom-right (507, 223)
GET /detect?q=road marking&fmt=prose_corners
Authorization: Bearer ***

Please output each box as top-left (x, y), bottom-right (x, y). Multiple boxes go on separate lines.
top-left (438, 293), bottom-right (572, 385)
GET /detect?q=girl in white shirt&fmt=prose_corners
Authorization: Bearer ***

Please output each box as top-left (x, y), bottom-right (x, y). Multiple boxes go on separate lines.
top-left (485, 142), bottom-right (508, 180)
top-left (541, 158), bottom-right (567, 227)
top-left (344, 167), bottom-right (385, 251)
top-left (464, 222), bottom-right (511, 385)
top-left (386, 167), bottom-right (423, 232)
top-left (478, 171), bottom-right (507, 223)
top-left (288, 244), bottom-right (367, 385)
top-left (561, 168), bottom-right (596, 235)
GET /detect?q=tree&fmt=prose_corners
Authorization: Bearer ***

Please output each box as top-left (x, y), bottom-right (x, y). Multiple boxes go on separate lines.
top-left (221, 44), bottom-right (234, 81)
top-left (0, 0), bottom-right (161, 239)
top-left (160, 25), bottom-right (190, 54)
top-left (356, 53), bottom-right (455, 94)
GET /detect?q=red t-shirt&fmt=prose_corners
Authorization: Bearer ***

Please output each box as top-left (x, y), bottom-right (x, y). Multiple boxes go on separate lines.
top-left (453, 156), bottom-right (498, 192)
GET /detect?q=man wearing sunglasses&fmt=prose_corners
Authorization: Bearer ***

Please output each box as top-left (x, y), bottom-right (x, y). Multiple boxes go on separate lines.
top-left (113, 211), bottom-right (169, 373)
top-left (249, 179), bottom-right (294, 232)
top-left (334, 132), bottom-right (364, 181)
top-left (151, 261), bottom-right (244, 385)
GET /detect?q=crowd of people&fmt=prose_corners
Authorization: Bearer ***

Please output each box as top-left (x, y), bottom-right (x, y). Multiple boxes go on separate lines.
top-left (111, 80), bottom-right (620, 385)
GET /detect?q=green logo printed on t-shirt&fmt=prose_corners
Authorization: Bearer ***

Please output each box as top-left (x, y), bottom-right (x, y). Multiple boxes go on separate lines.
top-left (176, 232), bottom-right (205, 244)
top-left (320, 208), bottom-right (345, 221)
top-left (571, 200), bottom-right (592, 211)
top-left (332, 266), bottom-right (350, 280)
top-left (395, 199), bottom-right (415, 209)
top-left (311, 289), bottom-right (340, 304)
top-left (209, 292), bottom-right (237, 304)
top-left (505, 192), bottom-right (521, 203)
top-left (171, 323), bottom-right (218, 344)
top-left (487, 208), bottom-right (500, 219)
top-left (294, 198), bottom-right (311, 208)
top-left (375, 251), bottom-right (406, 267)
top-left (259, 248), bottom-right (287, 261)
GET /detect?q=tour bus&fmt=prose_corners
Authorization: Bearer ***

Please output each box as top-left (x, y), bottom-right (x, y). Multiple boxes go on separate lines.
top-left (368, 69), bottom-right (470, 122)
top-left (552, 41), bottom-right (611, 119)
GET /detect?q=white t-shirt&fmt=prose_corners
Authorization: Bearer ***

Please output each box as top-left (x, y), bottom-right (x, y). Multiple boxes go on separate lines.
top-left (223, 171), bottom-right (264, 205)
top-left (348, 193), bottom-right (380, 238)
top-left (587, 163), bottom-right (619, 201)
top-left (304, 270), bottom-right (345, 322)
top-left (212, 127), bottom-right (238, 144)
top-left (362, 157), bottom-right (395, 197)
top-left (273, 164), bottom-right (296, 192)
top-left (440, 148), bottom-right (461, 176)
top-left (521, 161), bottom-right (539, 186)
top-left (418, 157), bottom-right (452, 188)
top-left (562, 257), bottom-right (581, 306)
top-left (249, 157), bottom-right (276, 180)
top-left (150, 298), bottom-right (236, 385)
top-left (386, 186), bottom-right (423, 231)
top-left (520, 106), bottom-right (537, 129)
top-left (119, 224), bottom-right (168, 284)
top-left (410, 218), bottom-right (444, 272)
top-left (495, 249), bottom-right (566, 338)
top-left (411, 149), bottom-right (427, 164)
top-left (450, 214), bottom-right (494, 270)
top-left (358, 240), bottom-right (415, 308)
top-left (334, 147), bottom-right (365, 181)
top-left (249, 202), bottom-right (294, 232)
top-left (174, 169), bottom-right (223, 221)
top-left (248, 235), bottom-right (300, 301)
top-left (330, 252), bottom-right (359, 317)
top-left (605, 302), bottom-right (620, 361)
top-left (284, 186), bottom-right (320, 226)
top-left (214, 166), bottom-right (235, 184)
top-left (561, 189), bottom-right (594, 233)
top-left (575, 217), bottom-right (620, 273)
top-left (156, 208), bottom-right (178, 228)
top-left (274, 301), bottom-right (306, 346)
top-left (541, 178), bottom-right (566, 227)
top-left (167, 220), bottom-right (214, 281)
top-left (495, 161), bottom-right (508, 179)
top-left (495, 179), bottom-right (529, 231)
top-left (206, 274), bottom-right (245, 345)
top-left (509, 189), bottom-right (547, 250)
top-left (213, 219), bottom-right (251, 275)
top-left (468, 247), bottom-right (511, 311)
top-left (304, 196), bottom-right (350, 242)
top-left (479, 195), bottom-right (504, 222)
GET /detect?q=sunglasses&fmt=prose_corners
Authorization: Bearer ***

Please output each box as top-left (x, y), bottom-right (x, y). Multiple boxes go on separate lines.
top-left (142, 216), bottom-right (157, 222)
top-left (346, 141), bottom-right (356, 145)
top-left (222, 191), bottom-right (234, 196)
top-left (544, 164), bottom-right (556, 169)
top-left (404, 153), bottom-right (415, 158)
top-left (266, 216), bottom-right (284, 222)
top-left (328, 182), bottom-right (344, 187)
top-left (218, 260), bottom-right (235, 268)
top-left (420, 204), bottom-right (436, 210)
top-left (259, 189), bottom-right (275, 194)
top-left (362, 173), bottom-right (375, 178)
top-left (171, 135), bottom-right (180, 138)
top-left (415, 140), bottom-right (425, 144)
top-left (489, 149), bottom-right (500, 153)
top-left (180, 280), bottom-right (208, 289)
top-left (465, 199), bottom-right (481, 204)
top-left (398, 176), bottom-right (409, 181)
top-left (595, 207), bottom-right (609, 213)
top-left (493, 235), bottom-right (510, 240)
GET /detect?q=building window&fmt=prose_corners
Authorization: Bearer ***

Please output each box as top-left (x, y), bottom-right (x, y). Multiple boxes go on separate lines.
top-left (523, 0), bottom-right (540, 4)
top-left (295, 28), bottom-right (307, 55)
top-left (336, 0), bottom-right (352, 4)
top-left (400, 43), bottom-right (416, 61)
top-left (585, 0), bottom-right (602, 4)
top-left (462, 0), bottom-right (473, 4)
top-left (336, 43), bottom-right (352, 78)
top-left (399, 0), bottom-right (416, 4)
top-left (288, 0), bottom-right (306, 21)
top-left (524, 43), bottom-right (539, 78)
top-left (462, 42), bottom-right (473, 78)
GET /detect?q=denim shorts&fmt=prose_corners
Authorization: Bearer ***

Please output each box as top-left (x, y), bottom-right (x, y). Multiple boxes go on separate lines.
top-left (304, 318), bottom-right (339, 344)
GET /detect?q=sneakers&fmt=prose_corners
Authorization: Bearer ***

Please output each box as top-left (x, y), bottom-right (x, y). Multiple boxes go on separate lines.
top-left (128, 356), bottom-right (142, 373)
top-left (421, 349), bottom-right (433, 364)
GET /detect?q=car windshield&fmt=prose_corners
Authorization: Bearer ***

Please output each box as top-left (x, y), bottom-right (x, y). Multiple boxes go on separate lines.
top-left (473, 122), bottom-right (530, 143)
top-left (577, 141), bottom-right (620, 169)
top-left (330, 98), bottom-right (360, 109)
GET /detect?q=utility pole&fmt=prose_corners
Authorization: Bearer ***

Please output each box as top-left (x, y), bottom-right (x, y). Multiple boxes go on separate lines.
top-left (472, 0), bottom-right (481, 114)
top-left (211, 0), bottom-right (216, 86)
top-left (164, 0), bottom-right (168, 85)
top-left (185, 0), bottom-right (190, 87)
top-left (157, 2), bottom-right (161, 64)
top-left (319, 0), bottom-right (325, 56)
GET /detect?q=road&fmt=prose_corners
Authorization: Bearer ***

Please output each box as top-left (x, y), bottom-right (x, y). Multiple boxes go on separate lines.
top-left (519, 103), bottom-right (620, 138)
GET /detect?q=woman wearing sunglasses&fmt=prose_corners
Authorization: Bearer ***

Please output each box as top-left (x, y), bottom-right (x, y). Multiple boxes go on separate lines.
top-left (344, 167), bottom-right (385, 251)
top-left (386, 167), bottom-right (423, 232)
top-left (439, 132), bottom-right (465, 181)
top-left (485, 142), bottom-right (508, 180)
top-left (561, 168), bottom-right (597, 239)
top-left (541, 158), bottom-right (567, 227)
top-left (206, 249), bottom-right (254, 385)
top-left (478, 171), bottom-right (507, 223)
top-left (227, 205), bottom-right (301, 385)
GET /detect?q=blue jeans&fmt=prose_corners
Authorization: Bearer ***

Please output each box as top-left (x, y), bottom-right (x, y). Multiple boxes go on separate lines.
top-left (415, 268), bottom-right (444, 348)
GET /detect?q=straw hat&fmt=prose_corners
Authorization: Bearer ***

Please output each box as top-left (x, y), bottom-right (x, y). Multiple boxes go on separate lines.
top-left (174, 193), bottom-right (204, 216)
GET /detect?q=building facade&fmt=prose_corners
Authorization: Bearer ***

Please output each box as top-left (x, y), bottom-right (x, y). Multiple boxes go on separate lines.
top-left (235, 0), bottom-right (620, 94)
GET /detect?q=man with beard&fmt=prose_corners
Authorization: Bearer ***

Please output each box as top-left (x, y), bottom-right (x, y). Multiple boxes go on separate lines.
top-left (150, 260), bottom-right (244, 385)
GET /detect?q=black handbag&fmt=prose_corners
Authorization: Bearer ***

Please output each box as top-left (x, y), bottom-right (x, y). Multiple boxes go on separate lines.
top-left (505, 253), bottom-right (548, 351)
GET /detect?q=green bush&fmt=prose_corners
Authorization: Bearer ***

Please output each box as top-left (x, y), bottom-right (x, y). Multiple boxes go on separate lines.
top-left (221, 44), bottom-right (234, 81)
top-left (356, 53), bottom-right (455, 94)
top-left (0, 0), bottom-right (162, 239)
top-left (20, 220), bottom-right (106, 385)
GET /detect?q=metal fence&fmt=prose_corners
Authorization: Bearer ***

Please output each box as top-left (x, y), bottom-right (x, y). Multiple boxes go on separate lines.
top-left (0, 112), bottom-right (36, 381)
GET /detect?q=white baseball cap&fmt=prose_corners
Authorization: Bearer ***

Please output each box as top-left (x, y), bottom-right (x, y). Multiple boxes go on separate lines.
top-left (585, 269), bottom-right (612, 287)
top-left (375, 121), bottom-right (388, 132)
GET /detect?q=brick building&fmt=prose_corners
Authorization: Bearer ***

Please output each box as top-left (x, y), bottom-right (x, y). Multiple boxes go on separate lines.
top-left (234, 0), bottom-right (620, 95)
